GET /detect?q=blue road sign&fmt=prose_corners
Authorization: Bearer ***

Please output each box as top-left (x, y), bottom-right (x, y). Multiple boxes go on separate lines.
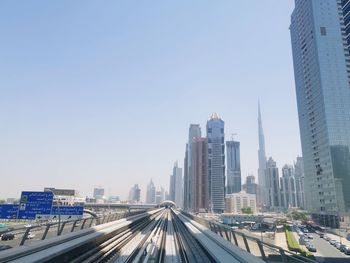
top-left (0, 204), bottom-right (19, 219)
top-left (17, 191), bottom-right (53, 220)
top-left (51, 206), bottom-right (84, 216)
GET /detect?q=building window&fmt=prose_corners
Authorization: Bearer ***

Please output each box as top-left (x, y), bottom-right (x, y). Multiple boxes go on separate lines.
top-left (320, 27), bottom-right (327, 36)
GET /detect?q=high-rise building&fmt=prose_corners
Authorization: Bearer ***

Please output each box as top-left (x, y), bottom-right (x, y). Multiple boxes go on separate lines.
top-left (169, 162), bottom-right (183, 208)
top-left (226, 140), bottom-right (241, 194)
top-left (146, 179), bottom-right (156, 204)
top-left (341, 1), bottom-right (350, 48)
top-left (294, 156), bottom-right (306, 209)
top-left (290, 0), bottom-right (350, 227)
top-left (265, 157), bottom-right (280, 210)
top-left (155, 187), bottom-right (165, 205)
top-left (183, 124), bottom-right (201, 211)
top-left (191, 137), bottom-right (209, 212)
top-left (169, 174), bottom-right (175, 202)
top-left (207, 113), bottom-right (225, 213)
top-left (183, 145), bottom-right (189, 209)
top-left (243, 175), bottom-right (258, 196)
top-left (280, 165), bottom-right (297, 209)
top-left (93, 187), bottom-right (105, 199)
top-left (128, 184), bottom-right (141, 203)
top-left (257, 102), bottom-right (267, 208)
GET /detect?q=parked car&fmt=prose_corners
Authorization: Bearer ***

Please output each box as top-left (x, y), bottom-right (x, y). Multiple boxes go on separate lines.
top-left (24, 224), bottom-right (32, 228)
top-left (335, 242), bottom-right (341, 249)
top-left (303, 228), bottom-right (309, 233)
top-left (306, 244), bottom-right (317, 252)
top-left (340, 244), bottom-right (348, 252)
top-left (307, 234), bottom-right (313, 239)
top-left (325, 236), bottom-right (331, 241)
top-left (319, 233), bottom-right (325, 238)
top-left (25, 232), bottom-right (35, 239)
top-left (305, 243), bottom-right (311, 248)
top-left (1, 233), bottom-right (14, 241)
top-left (329, 240), bottom-right (336, 245)
top-left (345, 247), bottom-right (350, 255)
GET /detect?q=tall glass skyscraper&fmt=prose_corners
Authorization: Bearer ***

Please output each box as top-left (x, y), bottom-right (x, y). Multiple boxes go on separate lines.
top-left (183, 124), bottom-right (201, 211)
top-left (266, 157), bottom-right (281, 210)
top-left (207, 113), bottom-right (225, 213)
top-left (258, 102), bottom-right (267, 208)
top-left (342, 0), bottom-right (350, 47)
top-left (226, 140), bottom-right (241, 194)
top-left (191, 137), bottom-right (209, 212)
top-left (290, 0), bottom-right (350, 227)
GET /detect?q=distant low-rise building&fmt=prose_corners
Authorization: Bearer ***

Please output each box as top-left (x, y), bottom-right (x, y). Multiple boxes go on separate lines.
top-left (44, 187), bottom-right (85, 206)
top-left (93, 187), bottom-right (105, 200)
top-left (108, 196), bottom-right (120, 203)
top-left (225, 191), bottom-right (257, 214)
top-left (6, 198), bottom-right (18, 204)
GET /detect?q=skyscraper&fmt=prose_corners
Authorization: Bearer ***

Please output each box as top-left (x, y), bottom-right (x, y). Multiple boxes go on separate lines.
top-left (243, 175), bottom-right (258, 196)
top-left (290, 0), bottom-right (350, 227)
top-left (128, 184), bottom-right (141, 203)
top-left (257, 102), bottom-right (267, 208)
top-left (170, 162), bottom-right (183, 208)
top-left (266, 157), bottom-right (280, 210)
top-left (146, 179), bottom-right (156, 204)
top-left (280, 165), bottom-right (297, 209)
top-left (226, 140), bottom-right (241, 194)
top-left (155, 187), bottom-right (165, 205)
top-left (207, 113), bottom-right (225, 213)
top-left (294, 156), bottom-right (306, 209)
top-left (341, 1), bottom-right (350, 48)
top-left (191, 137), bottom-right (209, 212)
top-left (183, 124), bottom-right (201, 211)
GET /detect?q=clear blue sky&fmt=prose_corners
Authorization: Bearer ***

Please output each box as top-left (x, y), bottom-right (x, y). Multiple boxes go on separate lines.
top-left (0, 1), bottom-right (299, 200)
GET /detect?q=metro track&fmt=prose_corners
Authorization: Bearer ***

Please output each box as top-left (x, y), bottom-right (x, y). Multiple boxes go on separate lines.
top-left (0, 208), bottom-right (265, 263)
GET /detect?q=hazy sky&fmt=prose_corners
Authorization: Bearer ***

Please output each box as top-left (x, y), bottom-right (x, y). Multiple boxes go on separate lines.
top-left (0, 1), bottom-right (299, 200)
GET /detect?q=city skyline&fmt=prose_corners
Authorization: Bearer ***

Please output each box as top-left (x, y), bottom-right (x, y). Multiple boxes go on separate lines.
top-left (0, 1), bottom-right (300, 200)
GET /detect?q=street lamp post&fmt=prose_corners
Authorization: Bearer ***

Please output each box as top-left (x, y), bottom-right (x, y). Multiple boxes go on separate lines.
top-left (46, 189), bottom-right (61, 236)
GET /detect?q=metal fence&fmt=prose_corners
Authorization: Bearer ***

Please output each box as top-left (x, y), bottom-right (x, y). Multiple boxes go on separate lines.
top-left (0, 210), bottom-right (146, 248)
top-left (182, 212), bottom-right (317, 263)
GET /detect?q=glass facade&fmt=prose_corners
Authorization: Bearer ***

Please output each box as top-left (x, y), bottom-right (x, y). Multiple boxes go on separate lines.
top-left (183, 124), bottom-right (201, 211)
top-left (290, 0), bottom-right (350, 226)
top-left (226, 140), bottom-right (241, 194)
top-left (207, 114), bottom-right (225, 213)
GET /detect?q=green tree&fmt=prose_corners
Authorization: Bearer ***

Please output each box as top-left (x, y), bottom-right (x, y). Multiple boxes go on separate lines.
top-left (288, 210), bottom-right (307, 222)
top-left (241, 207), bottom-right (253, 214)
